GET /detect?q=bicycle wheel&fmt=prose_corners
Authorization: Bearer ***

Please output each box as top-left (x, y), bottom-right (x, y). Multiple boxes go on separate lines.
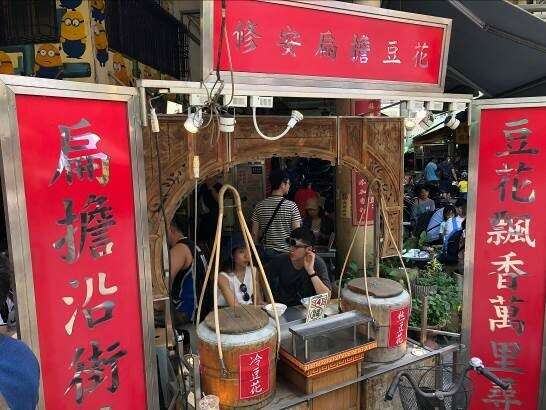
top-left (396, 364), bottom-right (473, 410)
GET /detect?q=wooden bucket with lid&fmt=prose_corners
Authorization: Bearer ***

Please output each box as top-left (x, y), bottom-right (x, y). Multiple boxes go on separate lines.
top-left (198, 306), bottom-right (277, 409)
top-left (341, 277), bottom-right (410, 362)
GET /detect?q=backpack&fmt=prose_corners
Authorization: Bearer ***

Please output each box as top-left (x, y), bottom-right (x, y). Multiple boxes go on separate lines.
top-left (441, 229), bottom-right (464, 265)
top-left (414, 210), bottom-right (435, 238)
top-left (170, 239), bottom-right (212, 323)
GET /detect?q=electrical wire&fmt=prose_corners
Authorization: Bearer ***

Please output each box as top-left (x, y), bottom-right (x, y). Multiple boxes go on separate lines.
top-left (153, 131), bottom-right (188, 410)
top-left (361, 182), bottom-right (375, 322)
top-left (379, 193), bottom-right (412, 303)
top-left (194, 0), bottom-right (235, 139)
top-left (337, 178), bottom-right (380, 313)
top-left (215, 0), bottom-right (227, 81)
top-left (222, 5), bottom-right (235, 108)
top-left (192, 178), bottom-right (198, 326)
top-left (252, 107), bottom-right (293, 141)
top-left (154, 134), bottom-right (173, 321)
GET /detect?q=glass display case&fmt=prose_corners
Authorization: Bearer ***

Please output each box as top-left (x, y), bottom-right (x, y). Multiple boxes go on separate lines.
top-left (281, 310), bottom-right (374, 363)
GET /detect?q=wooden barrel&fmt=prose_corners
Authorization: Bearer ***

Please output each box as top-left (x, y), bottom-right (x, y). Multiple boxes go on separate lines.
top-left (341, 277), bottom-right (410, 362)
top-left (197, 306), bottom-right (277, 409)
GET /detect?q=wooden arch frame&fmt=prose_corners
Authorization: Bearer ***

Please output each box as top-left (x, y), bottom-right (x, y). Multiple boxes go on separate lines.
top-left (143, 115), bottom-right (404, 297)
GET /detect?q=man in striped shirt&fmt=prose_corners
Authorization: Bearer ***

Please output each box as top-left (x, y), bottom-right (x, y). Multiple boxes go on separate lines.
top-left (252, 169), bottom-right (302, 262)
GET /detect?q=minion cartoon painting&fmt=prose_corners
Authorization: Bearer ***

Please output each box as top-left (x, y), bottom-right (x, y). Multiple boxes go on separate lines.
top-left (0, 51), bottom-right (14, 75)
top-left (34, 44), bottom-right (63, 79)
top-left (94, 22), bottom-right (109, 67)
top-left (59, 0), bottom-right (83, 10)
top-left (112, 53), bottom-right (132, 86)
top-left (91, 0), bottom-right (106, 23)
top-left (60, 10), bottom-right (87, 59)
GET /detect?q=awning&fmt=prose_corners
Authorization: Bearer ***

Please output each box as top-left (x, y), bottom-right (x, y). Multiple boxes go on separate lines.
top-left (381, 0), bottom-right (546, 98)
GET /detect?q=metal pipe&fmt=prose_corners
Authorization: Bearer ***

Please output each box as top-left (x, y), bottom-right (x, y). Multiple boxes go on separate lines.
top-left (409, 326), bottom-right (460, 338)
top-left (519, 4), bottom-right (546, 12)
top-left (139, 84), bottom-right (148, 127)
top-left (374, 193), bottom-right (381, 277)
top-left (137, 79), bottom-right (473, 103)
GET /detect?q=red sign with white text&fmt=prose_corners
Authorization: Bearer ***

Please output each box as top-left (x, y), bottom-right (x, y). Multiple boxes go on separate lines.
top-left (352, 170), bottom-right (375, 226)
top-left (388, 307), bottom-right (409, 348)
top-left (469, 107), bottom-right (546, 409)
top-left (15, 95), bottom-right (147, 409)
top-left (239, 347), bottom-right (271, 399)
top-left (213, 0), bottom-right (447, 87)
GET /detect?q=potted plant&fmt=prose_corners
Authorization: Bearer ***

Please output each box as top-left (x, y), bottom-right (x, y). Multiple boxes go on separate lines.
top-left (411, 258), bottom-right (443, 297)
top-left (409, 265), bottom-right (462, 330)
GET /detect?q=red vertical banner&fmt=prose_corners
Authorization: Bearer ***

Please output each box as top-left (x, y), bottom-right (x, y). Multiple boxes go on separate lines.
top-left (239, 347), bottom-right (271, 399)
top-left (388, 307), bottom-right (409, 348)
top-left (352, 170), bottom-right (375, 226)
top-left (15, 95), bottom-right (147, 409)
top-left (469, 106), bottom-right (546, 409)
top-left (354, 100), bottom-right (381, 117)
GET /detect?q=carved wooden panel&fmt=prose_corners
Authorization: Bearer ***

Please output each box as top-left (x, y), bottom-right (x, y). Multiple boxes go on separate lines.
top-left (363, 118), bottom-right (404, 257)
top-left (143, 116), bottom-right (193, 297)
top-left (339, 117), bottom-right (364, 169)
top-left (381, 209), bottom-right (403, 258)
top-left (231, 116), bottom-right (337, 164)
top-left (143, 115), bottom-right (403, 297)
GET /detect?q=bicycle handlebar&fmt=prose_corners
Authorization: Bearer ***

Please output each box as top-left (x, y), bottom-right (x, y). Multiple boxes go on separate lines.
top-left (476, 366), bottom-right (510, 390)
top-left (384, 358), bottom-right (510, 402)
top-left (385, 373), bottom-right (402, 401)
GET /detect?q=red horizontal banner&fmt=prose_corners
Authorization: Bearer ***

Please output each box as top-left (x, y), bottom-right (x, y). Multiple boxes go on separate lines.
top-left (213, 0), bottom-right (448, 87)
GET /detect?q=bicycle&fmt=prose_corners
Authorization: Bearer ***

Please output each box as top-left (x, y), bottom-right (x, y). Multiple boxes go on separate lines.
top-left (384, 357), bottom-right (510, 410)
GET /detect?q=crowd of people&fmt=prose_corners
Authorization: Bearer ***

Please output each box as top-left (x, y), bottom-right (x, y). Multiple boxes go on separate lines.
top-left (168, 168), bottom-right (335, 328)
top-left (407, 156), bottom-right (469, 273)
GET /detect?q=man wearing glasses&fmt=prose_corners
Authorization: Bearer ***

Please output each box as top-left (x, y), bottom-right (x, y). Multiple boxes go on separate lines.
top-left (265, 228), bottom-right (331, 307)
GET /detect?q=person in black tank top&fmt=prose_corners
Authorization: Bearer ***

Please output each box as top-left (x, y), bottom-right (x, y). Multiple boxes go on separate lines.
top-left (168, 220), bottom-right (211, 324)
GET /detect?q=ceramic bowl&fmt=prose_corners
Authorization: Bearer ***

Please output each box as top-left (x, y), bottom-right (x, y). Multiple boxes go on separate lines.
top-left (263, 303), bottom-right (287, 318)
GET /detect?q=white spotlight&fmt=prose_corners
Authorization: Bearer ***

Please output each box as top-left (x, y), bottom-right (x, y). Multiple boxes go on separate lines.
top-left (252, 109), bottom-right (303, 141)
top-left (219, 111), bottom-right (236, 133)
top-left (288, 110), bottom-right (304, 128)
top-left (150, 108), bottom-right (160, 133)
top-left (445, 114), bottom-right (461, 130)
top-left (421, 112), bottom-right (435, 128)
top-left (184, 108), bottom-right (203, 134)
top-left (404, 118), bottom-right (416, 130)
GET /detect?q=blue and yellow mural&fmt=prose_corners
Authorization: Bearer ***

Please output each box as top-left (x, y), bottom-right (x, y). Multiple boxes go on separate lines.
top-left (60, 9), bottom-right (87, 59)
top-left (93, 22), bottom-right (108, 67)
top-left (0, 0), bottom-right (168, 86)
top-left (59, 0), bottom-right (83, 10)
top-left (91, 0), bottom-right (106, 23)
top-left (0, 52), bottom-right (14, 75)
top-left (34, 44), bottom-right (63, 79)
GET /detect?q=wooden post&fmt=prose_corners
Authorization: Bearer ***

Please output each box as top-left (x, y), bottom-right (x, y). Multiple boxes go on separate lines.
top-left (420, 294), bottom-right (428, 346)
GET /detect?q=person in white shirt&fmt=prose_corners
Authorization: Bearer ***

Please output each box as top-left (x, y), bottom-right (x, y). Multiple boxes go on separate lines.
top-left (442, 199), bottom-right (466, 247)
top-left (218, 234), bottom-right (263, 307)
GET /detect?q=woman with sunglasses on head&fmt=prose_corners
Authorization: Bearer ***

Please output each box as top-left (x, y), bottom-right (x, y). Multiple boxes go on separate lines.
top-left (218, 234), bottom-right (262, 307)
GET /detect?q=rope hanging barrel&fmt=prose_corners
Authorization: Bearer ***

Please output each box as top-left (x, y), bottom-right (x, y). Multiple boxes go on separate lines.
top-left (195, 184), bottom-right (282, 374)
